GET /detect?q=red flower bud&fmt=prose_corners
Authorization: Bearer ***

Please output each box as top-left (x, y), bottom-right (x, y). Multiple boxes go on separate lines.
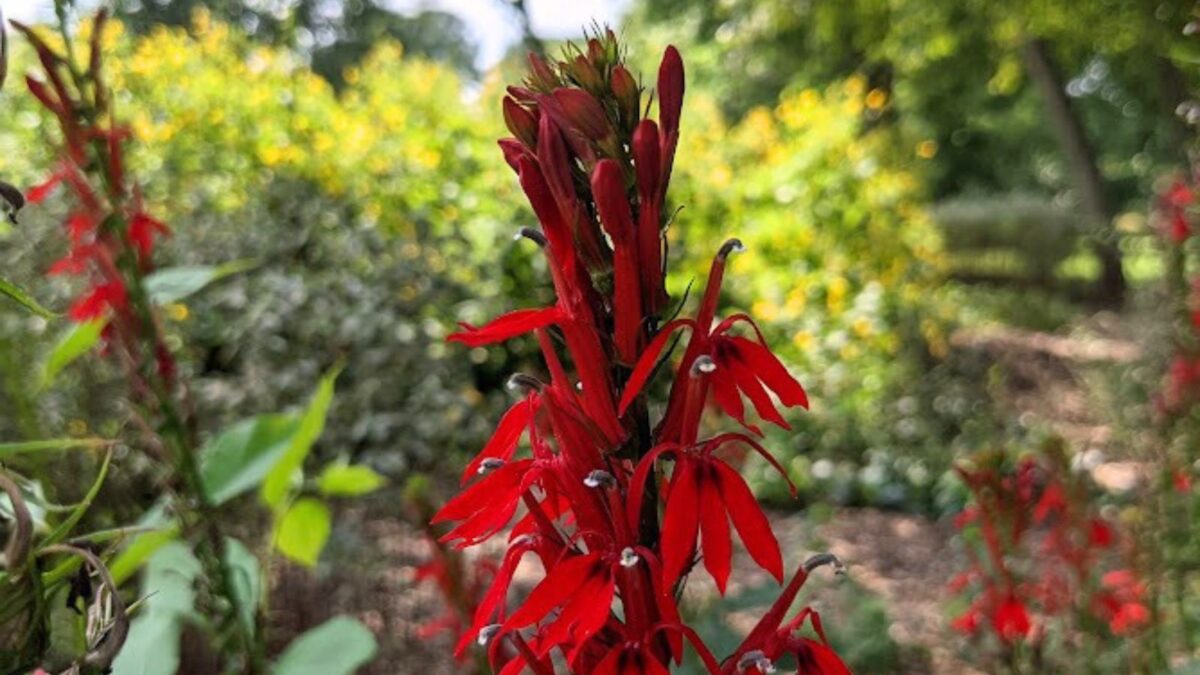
top-left (657, 45), bottom-right (684, 138)
top-left (551, 88), bottom-right (611, 142)
top-left (526, 52), bottom-right (558, 91)
top-left (610, 65), bottom-right (640, 128)
top-left (502, 96), bottom-right (539, 148)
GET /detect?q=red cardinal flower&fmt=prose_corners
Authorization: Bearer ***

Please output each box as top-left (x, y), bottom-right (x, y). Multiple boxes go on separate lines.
top-left (68, 279), bottom-right (126, 321)
top-left (993, 595), bottom-right (1031, 642)
top-left (636, 435), bottom-right (794, 593)
top-left (724, 555), bottom-right (849, 675)
top-left (621, 240), bottom-right (808, 443)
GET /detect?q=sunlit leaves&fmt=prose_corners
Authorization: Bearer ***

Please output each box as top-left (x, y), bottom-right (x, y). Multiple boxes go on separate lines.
top-left (41, 318), bottom-right (106, 387)
top-left (316, 462), bottom-right (387, 497)
top-left (274, 497), bottom-right (331, 567)
top-left (261, 367), bottom-right (340, 508)
top-left (142, 259), bottom-right (256, 305)
top-left (0, 277), bottom-right (56, 318)
top-left (200, 413), bottom-right (302, 505)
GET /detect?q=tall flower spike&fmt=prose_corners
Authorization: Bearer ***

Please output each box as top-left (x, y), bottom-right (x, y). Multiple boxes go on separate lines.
top-left (436, 34), bottom-right (842, 674)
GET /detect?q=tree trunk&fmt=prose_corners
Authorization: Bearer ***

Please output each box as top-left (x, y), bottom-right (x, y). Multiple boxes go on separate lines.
top-left (1021, 38), bottom-right (1126, 304)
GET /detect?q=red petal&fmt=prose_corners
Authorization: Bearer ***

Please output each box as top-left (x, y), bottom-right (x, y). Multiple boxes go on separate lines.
top-left (433, 459), bottom-right (532, 523)
top-left (794, 637), bottom-right (851, 675)
top-left (626, 443), bottom-right (679, 538)
top-left (502, 553), bottom-right (603, 630)
top-left (660, 457), bottom-right (702, 590)
top-left (462, 398), bottom-right (535, 485)
top-left (708, 361), bottom-right (754, 433)
top-left (618, 319), bottom-right (693, 415)
top-left (699, 467), bottom-right (732, 594)
top-left (714, 460), bottom-right (783, 582)
top-left (729, 335), bottom-right (808, 409)
top-left (725, 348), bottom-right (791, 430)
top-left (26, 171), bottom-right (63, 204)
top-left (447, 306), bottom-right (561, 347)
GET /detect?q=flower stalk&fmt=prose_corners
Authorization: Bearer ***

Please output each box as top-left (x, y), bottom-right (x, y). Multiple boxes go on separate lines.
top-left (435, 31), bottom-right (847, 673)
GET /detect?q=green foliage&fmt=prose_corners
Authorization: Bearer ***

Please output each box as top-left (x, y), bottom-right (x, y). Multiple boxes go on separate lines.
top-left (316, 461), bottom-right (387, 497)
top-left (142, 259), bottom-right (256, 305)
top-left (270, 615), bottom-right (378, 675)
top-left (273, 497), bottom-right (332, 567)
top-left (200, 413), bottom-right (302, 505)
top-left (261, 366), bottom-right (338, 508)
top-left (0, 278), bottom-right (55, 318)
top-left (110, 542), bottom-right (202, 675)
top-left (40, 319), bottom-right (106, 389)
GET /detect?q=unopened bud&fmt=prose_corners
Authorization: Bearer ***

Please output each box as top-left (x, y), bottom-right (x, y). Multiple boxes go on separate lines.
top-left (611, 65), bottom-right (640, 127)
top-left (619, 547), bottom-right (640, 568)
top-left (737, 650), bottom-right (775, 673)
top-left (690, 355), bottom-right (716, 377)
top-left (478, 458), bottom-right (506, 475)
top-left (584, 469), bottom-right (616, 489)
top-left (503, 96), bottom-right (539, 148)
top-left (526, 53), bottom-right (558, 91)
top-left (477, 623), bottom-right (502, 646)
top-left (553, 88), bottom-right (611, 141)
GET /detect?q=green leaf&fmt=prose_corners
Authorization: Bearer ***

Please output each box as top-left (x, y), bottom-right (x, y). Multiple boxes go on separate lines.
top-left (223, 537), bottom-right (262, 637)
top-left (42, 318), bottom-right (106, 387)
top-left (261, 367), bottom-right (340, 508)
top-left (274, 497), bottom-right (331, 567)
top-left (0, 277), bottom-right (56, 318)
top-left (142, 259), bottom-right (256, 305)
top-left (111, 542), bottom-right (203, 675)
top-left (0, 437), bottom-right (112, 459)
top-left (108, 525), bottom-right (180, 585)
top-left (271, 616), bottom-right (377, 675)
top-left (200, 413), bottom-right (302, 505)
top-left (316, 462), bottom-right (387, 497)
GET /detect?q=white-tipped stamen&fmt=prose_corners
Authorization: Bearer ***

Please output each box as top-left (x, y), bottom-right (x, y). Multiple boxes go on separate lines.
top-left (506, 373), bottom-right (542, 392)
top-left (477, 624), bottom-right (502, 646)
top-left (717, 237), bottom-right (746, 260)
top-left (690, 355), bottom-right (716, 377)
top-left (478, 458), bottom-right (506, 475)
top-left (736, 650), bottom-right (775, 673)
top-left (583, 469), bottom-right (615, 489)
top-left (619, 547), bottom-right (640, 568)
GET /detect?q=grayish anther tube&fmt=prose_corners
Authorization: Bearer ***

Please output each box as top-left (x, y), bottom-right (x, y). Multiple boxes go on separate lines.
top-left (717, 237), bottom-right (746, 260)
top-left (514, 227), bottom-right (547, 247)
top-left (478, 458), bottom-right (507, 475)
top-left (804, 552), bottom-right (846, 575)
top-left (619, 547), bottom-right (640, 568)
top-left (584, 469), bottom-right (616, 489)
top-left (477, 623), bottom-right (502, 646)
top-left (507, 373), bottom-right (543, 392)
top-left (737, 650), bottom-right (775, 673)
top-left (690, 355), bottom-right (716, 377)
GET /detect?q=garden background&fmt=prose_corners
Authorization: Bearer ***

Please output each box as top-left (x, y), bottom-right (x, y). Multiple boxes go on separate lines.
top-left (1, 0), bottom-right (1199, 673)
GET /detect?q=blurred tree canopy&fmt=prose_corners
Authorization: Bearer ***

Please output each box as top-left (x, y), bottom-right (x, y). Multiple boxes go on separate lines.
top-left (626, 0), bottom-right (1198, 202)
top-left (111, 0), bottom-right (479, 84)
